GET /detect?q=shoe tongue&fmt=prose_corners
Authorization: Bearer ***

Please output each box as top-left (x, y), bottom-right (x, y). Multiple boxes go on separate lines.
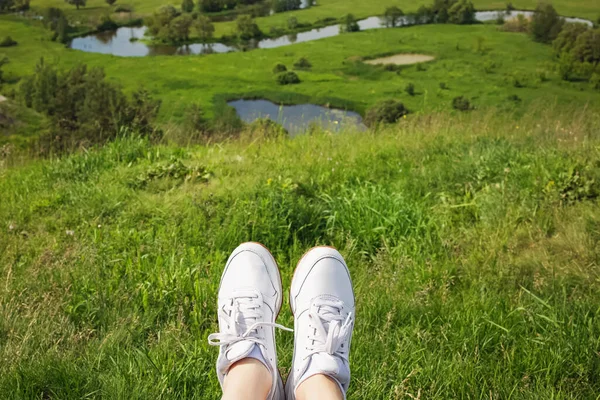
top-left (225, 341), bottom-right (255, 362)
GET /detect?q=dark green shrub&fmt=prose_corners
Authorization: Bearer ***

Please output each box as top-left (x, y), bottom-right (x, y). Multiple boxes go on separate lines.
top-left (97, 15), bottom-right (118, 32)
top-left (181, 0), bottom-right (194, 12)
top-left (272, 0), bottom-right (301, 13)
top-left (185, 103), bottom-right (209, 133)
top-left (405, 82), bottom-right (415, 96)
top-left (416, 63), bottom-right (426, 71)
top-left (506, 2), bottom-right (515, 12)
top-left (364, 99), bottom-right (409, 126)
top-left (507, 94), bottom-right (522, 103)
top-left (383, 6), bottom-right (404, 27)
top-left (448, 0), bottom-right (476, 25)
top-left (383, 64), bottom-right (400, 72)
top-left (0, 36), bottom-right (17, 47)
top-left (293, 57), bottom-right (312, 70)
top-left (439, 82), bottom-right (448, 90)
top-left (495, 12), bottom-right (505, 25)
top-left (340, 14), bottom-right (360, 33)
top-left (531, 3), bottom-right (564, 43)
top-left (277, 71), bottom-right (301, 85)
top-left (552, 23), bottom-right (588, 57)
top-left (287, 16), bottom-right (298, 30)
top-left (452, 96), bottom-right (472, 111)
top-left (236, 15), bottom-right (262, 40)
top-left (591, 73), bottom-right (600, 90)
top-left (273, 63), bottom-right (287, 73)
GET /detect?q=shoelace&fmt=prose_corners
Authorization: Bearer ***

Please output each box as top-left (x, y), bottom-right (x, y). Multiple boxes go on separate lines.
top-left (208, 295), bottom-right (292, 348)
top-left (306, 298), bottom-right (353, 361)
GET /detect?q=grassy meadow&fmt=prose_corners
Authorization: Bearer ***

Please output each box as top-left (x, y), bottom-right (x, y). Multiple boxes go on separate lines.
top-left (28, 0), bottom-right (600, 34)
top-left (2, 107), bottom-right (600, 398)
top-left (1, 16), bottom-right (600, 127)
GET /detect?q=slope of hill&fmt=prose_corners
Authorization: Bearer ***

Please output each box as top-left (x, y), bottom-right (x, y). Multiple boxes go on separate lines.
top-left (1, 107), bottom-right (599, 398)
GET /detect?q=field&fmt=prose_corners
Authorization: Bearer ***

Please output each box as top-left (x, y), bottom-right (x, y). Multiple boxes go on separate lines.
top-left (2, 108), bottom-right (600, 398)
top-left (28, 0), bottom-right (600, 33)
top-left (1, 16), bottom-right (600, 126)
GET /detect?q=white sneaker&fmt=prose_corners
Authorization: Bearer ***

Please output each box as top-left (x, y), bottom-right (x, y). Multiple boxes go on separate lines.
top-left (286, 247), bottom-right (355, 399)
top-left (208, 242), bottom-right (291, 400)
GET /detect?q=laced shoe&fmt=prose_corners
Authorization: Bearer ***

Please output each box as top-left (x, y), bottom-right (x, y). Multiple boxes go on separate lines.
top-left (286, 247), bottom-right (355, 399)
top-left (208, 242), bottom-right (292, 400)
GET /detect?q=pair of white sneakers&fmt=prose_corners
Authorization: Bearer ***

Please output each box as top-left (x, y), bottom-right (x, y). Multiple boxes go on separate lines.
top-left (208, 242), bottom-right (355, 399)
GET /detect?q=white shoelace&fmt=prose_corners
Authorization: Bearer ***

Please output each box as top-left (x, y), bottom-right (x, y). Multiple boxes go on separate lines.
top-left (306, 298), bottom-right (353, 361)
top-left (208, 294), bottom-right (292, 348)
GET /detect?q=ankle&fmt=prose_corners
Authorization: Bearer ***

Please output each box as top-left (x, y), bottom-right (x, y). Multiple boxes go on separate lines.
top-left (222, 358), bottom-right (272, 400)
top-left (296, 374), bottom-right (344, 400)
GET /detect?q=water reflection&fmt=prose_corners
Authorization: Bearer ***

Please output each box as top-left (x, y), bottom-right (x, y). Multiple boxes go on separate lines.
top-left (69, 11), bottom-right (592, 57)
top-left (227, 99), bottom-right (365, 135)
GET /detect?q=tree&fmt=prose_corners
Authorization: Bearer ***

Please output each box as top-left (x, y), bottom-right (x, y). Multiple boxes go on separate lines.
top-left (340, 14), bottom-right (360, 33)
top-left (287, 16), bottom-right (298, 30)
top-left (414, 5), bottom-right (434, 24)
top-left (405, 82), bottom-right (415, 96)
top-left (448, 0), bottom-right (475, 24)
top-left (195, 15), bottom-right (214, 41)
top-left (272, 0), bottom-right (300, 13)
top-left (572, 28), bottom-right (600, 65)
top-left (236, 15), bottom-right (262, 40)
top-left (105, 0), bottom-right (116, 5)
top-left (432, 0), bottom-right (456, 23)
top-left (531, 3), bottom-right (564, 43)
top-left (147, 5), bottom-right (178, 37)
top-left (181, 0), bottom-right (194, 12)
top-left (169, 14), bottom-right (193, 42)
top-left (552, 23), bottom-right (588, 56)
top-left (383, 6), bottom-right (404, 28)
top-left (65, 0), bottom-right (86, 10)
top-left (365, 100), bottom-right (408, 126)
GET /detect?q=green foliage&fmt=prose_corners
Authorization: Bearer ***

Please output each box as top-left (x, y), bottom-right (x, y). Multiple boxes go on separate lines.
top-left (64, 0), bottom-right (86, 10)
top-left (236, 15), bottom-right (262, 40)
top-left (197, 0), bottom-right (235, 12)
top-left (0, 36), bottom-right (17, 47)
top-left (181, 0), bottom-right (194, 13)
top-left (340, 14), bottom-right (360, 33)
top-left (414, 5), bottom-right (435, 24)
top-left (41, 7), bottom-right (72, 43)
top-left (448, 0), bottom-right (476, 24)
top-left (287, 16), bottom-right (298, 30)
top-left (364, 99), bottom-right (408, 126)
top-left (194, 15), bottom-right (214, 41)
top-left (272, 62), bottom-right (287, 73)
top-left (184, 103), bottom-right (209, 133)
top-left (96, 15), bottom-right (118, 32)
top-left (147, 6), bottom-right (194, 43)
top-left (439, 82), bottom-right (448, 89)
top-left (293, 56), bottom-right (312, 70)
top-left (105, 0), bottom-right (116, 6)
top-left (245, 118), bottom-right (288, 139)
top-left (405, 82), bottom-right (415, 95)
top-left (452, 95), bottom-right (472, 110)
top-left (114, 4), bottom-right (131, 12)
top-left (572, 28), bottom-right (600, 64)
top-left (0, 0), bottom-right (28, 12)
top-left (531, 3), bottom-right (564, 43)
top-left (276, 70), bottom-right (300, 84)
top-left (590, 72), bottom-right (600, 89)
top-left (557, 50), bottom-right (576, 80)
top-left (131, 157), bottom-right (211, 189)
top-left (383, 6), bottom-right (404, 28)
top-left (500, 13), bottom-right (530, 33)
top-left (0, 55), bottom-right (8, 83)
top-left (272, 0), bottom-right (300, 13)
top-left (552, 23), bottom-right (589, 56)
top-left (18, 59), bottom-right (160, 149)
top-left (506, 1), bottom-right (515, 12)
top-left (495, 11), bottom-right (505, 25)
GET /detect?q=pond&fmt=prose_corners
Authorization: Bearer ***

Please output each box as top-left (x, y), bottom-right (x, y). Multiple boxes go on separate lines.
top-left (69, 11), bottom-right (593, 57)
top-left (227, 99), bottom-right (366, 135)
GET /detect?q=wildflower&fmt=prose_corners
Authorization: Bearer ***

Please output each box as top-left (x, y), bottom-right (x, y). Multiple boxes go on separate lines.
top-left (66, 230), bottom-right (75, 236)
top-left (403, 115), bottom-right (407, 119)
top-left (267, 178), bottom-right (273, 185)
top-left (504, 167), bottom-right (510, 173)
top-left (8, 224), bottom-right (14, 231)
top-left (97, 224), bottom-right (102, 228)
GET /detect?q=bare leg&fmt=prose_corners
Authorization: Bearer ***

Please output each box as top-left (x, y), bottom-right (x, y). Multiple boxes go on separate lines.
top-left (296, 374), bottom-right (344, 400)
top-left (222, 358), bottom-right (272, 400)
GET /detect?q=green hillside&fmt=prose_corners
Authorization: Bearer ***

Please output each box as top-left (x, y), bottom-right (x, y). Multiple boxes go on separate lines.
top-left (1, 108), bottom-right (600, 398)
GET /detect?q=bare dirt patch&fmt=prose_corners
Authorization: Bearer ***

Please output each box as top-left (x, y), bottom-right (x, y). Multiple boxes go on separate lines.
top-left (365, 54), bottom-right (435, 66)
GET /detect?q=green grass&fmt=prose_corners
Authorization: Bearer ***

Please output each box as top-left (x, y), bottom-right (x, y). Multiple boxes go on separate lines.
top-left (1, 106), bottom-right (600, 398)
top-left (30, 0), bottom-right (600, 34)
top-left (2, 16), bottom-right (600, 126)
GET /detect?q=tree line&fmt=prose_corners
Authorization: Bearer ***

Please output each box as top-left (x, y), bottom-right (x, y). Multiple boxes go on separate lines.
top-left (18, 59), bottom-right (161, 150)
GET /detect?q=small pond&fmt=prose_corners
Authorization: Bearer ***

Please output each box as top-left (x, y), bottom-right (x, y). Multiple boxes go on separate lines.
top-left (69, 11), bottom-right (592, 57)
top-left (227, 99), bottom-right (366, 135)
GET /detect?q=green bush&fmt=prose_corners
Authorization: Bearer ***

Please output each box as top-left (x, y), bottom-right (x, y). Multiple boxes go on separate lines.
top-left (452, 96), bottom-right (472, 111)
top-left (439, 82), bottom-right (448, 90)
top-left (364, 99), bottom-right (409, 126)
top-left (405, 82), bottom-right (415, 96)
top-left (0, 36), bottom-right (17, 47)
top-left (272, 0), bottom-right (301, 13)
top-left (448, 0), bottom-right (476, 24)
top-left (245, 118), bottom-right (288, 139)
top-left (287, 16), bottom-right (298, 30)
top-left (276, 71), bottom-right (301, 85)
top-left (236, 15), bottom-right (262, 41)
top-left (591, 73), bottom-right (600, 90)
top-left (383, 6), bottom-right (404, 28)
top-left (96, 15), bottom-right (118, 32)
top-left (340, 14), bottom-right (360, 33)
top-left (272, 63), bottom-right (287, 73)
top-left (293, 57), bottom-right (312, 70)
top-left (531, 3), bottom-right (564, 43)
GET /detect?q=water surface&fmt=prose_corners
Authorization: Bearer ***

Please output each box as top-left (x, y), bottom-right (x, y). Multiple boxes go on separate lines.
top-left (228, 99), bottom-right (365, 135)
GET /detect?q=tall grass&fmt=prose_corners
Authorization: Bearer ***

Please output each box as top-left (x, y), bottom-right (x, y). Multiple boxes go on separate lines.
top-left (1, 106), bottom-right (600, 398)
